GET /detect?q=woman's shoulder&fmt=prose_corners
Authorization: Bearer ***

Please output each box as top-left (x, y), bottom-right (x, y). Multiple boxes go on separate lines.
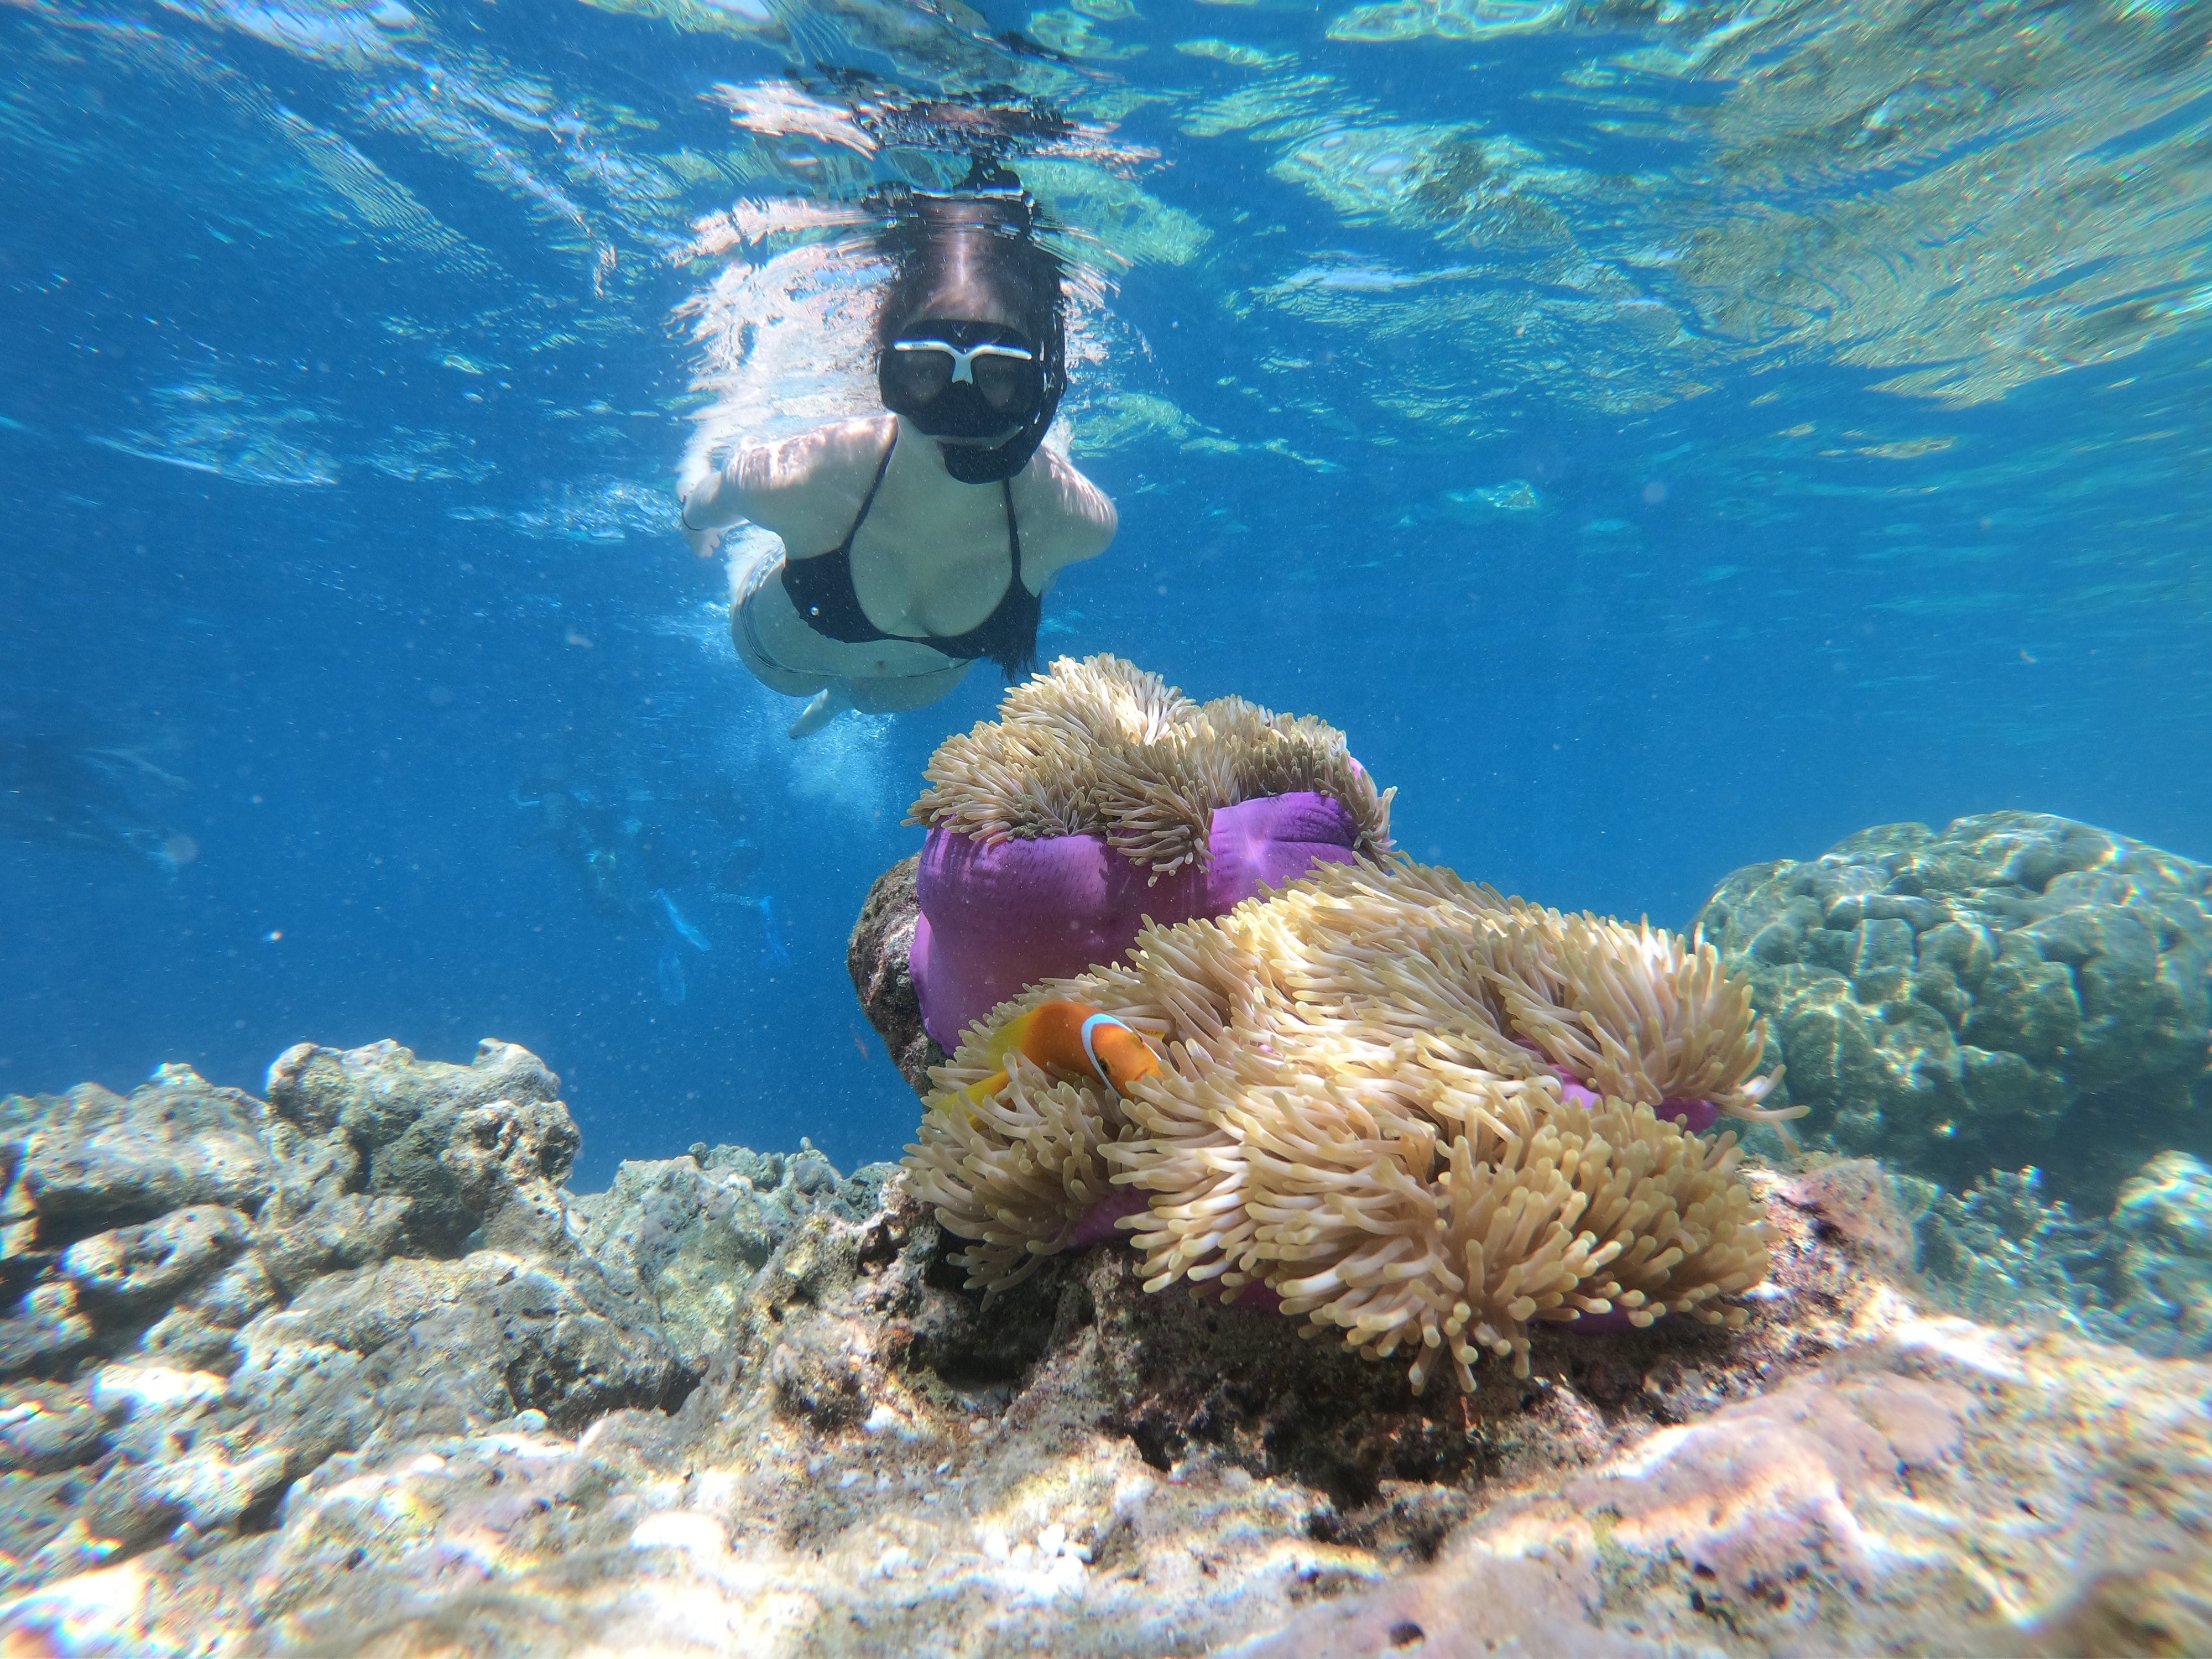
top-left (731, 416), bottom-right (894, 544)
top-left (745, 416), bottom-right (894, 488)
top-left (1015, 445), bottom-right (1118, 564)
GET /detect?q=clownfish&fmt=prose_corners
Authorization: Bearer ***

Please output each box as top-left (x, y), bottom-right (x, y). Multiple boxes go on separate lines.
top-left (958, 1000), bottom-right (1162, 1107)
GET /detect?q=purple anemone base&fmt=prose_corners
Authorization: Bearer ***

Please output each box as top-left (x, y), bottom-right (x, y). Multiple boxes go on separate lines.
top-left (1063, 1188), bottom-right (1150, 1250)
top-left (1056, 1192), bottom-right (1281, 1310)
top-left (1559, 1308), bottom-right (1655, 1334)
top-left (911, 790), bottom-right (1362, 1051)
top-left (1555, 1078), bottom-right (1721, 1136)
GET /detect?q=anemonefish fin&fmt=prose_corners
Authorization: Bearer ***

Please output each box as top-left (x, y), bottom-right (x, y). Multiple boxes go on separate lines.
top-left (953, 1008), bottom-right (1040, 1110)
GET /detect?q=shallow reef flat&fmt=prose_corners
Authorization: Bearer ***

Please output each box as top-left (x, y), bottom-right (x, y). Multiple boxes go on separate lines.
top-left (0, 1041), bottom-right (2208, 1655)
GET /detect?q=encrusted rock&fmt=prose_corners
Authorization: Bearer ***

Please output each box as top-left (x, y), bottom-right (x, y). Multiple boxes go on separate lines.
top-left (0, 1040), bottom-right (699, 1601)
top-left (2030, 1554), bottom-right (2212, 1658)
top-left (0, 1069), bottom-right (276, 1248)
top-left (0, 1281), bottom-right (93, 1375)
top-left (848, 853), bottom-right (943, 1096)
top-left (1895, 1147), bottom-right (2212, 1361)
top-left (2107, 1150), bottom-right (2212, 1355)
top-left (135, 1253), bottom-right (281, 1373)
top-left (570, 1143), bottom-right (890, 1369)
top-left (1910, 1166), bottom-right (2111, 1338)
top-left (0, 1104), bottom-right (2200, 1657)
top-left (2, 1036), bottom-right (2207, 1654)
top-left (1698, 811), bottom-right (2212, 1203)
top-left (1235, 1365), bottom-right (1982, 1657)
top-left (60, 1204), bottom-right (249, 1308)
top-left (0, 1381), bottom-right (105, 1474)
top-left (265, 1039), bottom-right (576, 1255)
top-left (258, 1250), bottom-right (694, 1444)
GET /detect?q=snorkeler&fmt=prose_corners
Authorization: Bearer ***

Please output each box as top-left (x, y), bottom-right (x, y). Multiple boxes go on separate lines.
top-left (678, 168), bottom-right (1117, 738)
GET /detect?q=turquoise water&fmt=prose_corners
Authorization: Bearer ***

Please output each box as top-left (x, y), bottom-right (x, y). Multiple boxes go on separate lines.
top-left (3, 0), bottom-right (2208, 1186)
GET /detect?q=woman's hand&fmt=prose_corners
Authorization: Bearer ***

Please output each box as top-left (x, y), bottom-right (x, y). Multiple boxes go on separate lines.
top-left (677, 470), bottom-right (732, 559)
top-left (679, 422), bottom-right (879, 562)
top-left (680, 507), bottom-right (726, 560)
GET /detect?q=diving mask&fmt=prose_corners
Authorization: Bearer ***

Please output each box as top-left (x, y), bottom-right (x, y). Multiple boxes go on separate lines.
top-left (879, 320), bottom-right (1045, 444)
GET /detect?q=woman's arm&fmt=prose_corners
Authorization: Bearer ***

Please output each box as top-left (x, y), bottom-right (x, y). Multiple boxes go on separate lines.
top-left (679, 419), bottom-right (890, 559)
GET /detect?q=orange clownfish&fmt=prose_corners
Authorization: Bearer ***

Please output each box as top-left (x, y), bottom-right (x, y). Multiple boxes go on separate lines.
top-left (958, 1000), bottom-right (1162, 1106)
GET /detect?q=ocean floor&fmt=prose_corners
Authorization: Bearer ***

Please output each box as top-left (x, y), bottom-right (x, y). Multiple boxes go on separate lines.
top-left (0, 1039), bottom-right (2208, 1656)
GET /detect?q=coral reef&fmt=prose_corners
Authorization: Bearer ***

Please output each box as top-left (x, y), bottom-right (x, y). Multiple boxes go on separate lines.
top-left (1910, 1151), bottom-right (2212, 1360)
top-left (905, 655), bottom-right (1394, 1047)
top-left (907, 858), bottom-right (1790, 1392)
top-left (1697, 810), bottom-right (2212, 1203)
top-left (0, 1040), bottom-right (875, 1605)
top-left (1, 1059), bottom-right (2205, 1658)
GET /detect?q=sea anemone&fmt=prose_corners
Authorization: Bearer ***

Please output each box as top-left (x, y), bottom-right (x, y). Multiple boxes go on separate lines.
top-left (904, 655), bottom-right (1396, 1048)
top-left (907, 654), bottom-right (1395, 878)
top-left (904, 857), bottom-right (1798, 1392)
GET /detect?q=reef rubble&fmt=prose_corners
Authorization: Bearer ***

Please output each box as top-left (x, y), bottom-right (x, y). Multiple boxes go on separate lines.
top-left (0, 1040), bottom-right (2207, 1654)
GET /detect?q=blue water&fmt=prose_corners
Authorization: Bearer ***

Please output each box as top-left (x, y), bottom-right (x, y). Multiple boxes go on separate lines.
top-left (4, 0), bottom-right (2209, 1187)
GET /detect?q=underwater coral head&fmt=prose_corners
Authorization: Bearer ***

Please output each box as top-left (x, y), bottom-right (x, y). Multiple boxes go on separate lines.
top-left (905, 857), bottom-right (1790, 1393)
top-left (907, 653), bottom-right (1395, 879)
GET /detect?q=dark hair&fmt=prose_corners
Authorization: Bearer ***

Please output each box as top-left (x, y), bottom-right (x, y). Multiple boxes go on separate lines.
top-left (875, 190), bottom-right (1065, 349)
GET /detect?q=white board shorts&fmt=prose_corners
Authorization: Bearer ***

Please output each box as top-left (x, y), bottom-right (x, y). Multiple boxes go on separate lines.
top-left (729, 539), bottom-right (976, 715)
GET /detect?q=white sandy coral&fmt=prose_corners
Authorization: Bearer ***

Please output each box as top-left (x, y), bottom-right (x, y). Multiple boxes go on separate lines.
top-left (904, 858), bottom-right (1795, 1392)
top-left (907, 654), bottom-right (1394, 878)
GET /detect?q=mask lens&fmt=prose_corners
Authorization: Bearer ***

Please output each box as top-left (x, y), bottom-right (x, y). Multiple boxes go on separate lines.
top-left (973, 351), bottom-right (1037, 411)
top-left (884, 343), bottom-right (954, 404)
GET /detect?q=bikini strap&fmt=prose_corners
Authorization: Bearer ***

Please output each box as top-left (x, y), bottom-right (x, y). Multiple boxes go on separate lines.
top-left (838, 430), bottom-right (899, 553)
top-left (1001, 476), bottom-right (1022, 581)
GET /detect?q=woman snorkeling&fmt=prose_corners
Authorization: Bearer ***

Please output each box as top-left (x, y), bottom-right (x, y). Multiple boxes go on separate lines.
top-left (679, 170), bottom-right (1118, 738)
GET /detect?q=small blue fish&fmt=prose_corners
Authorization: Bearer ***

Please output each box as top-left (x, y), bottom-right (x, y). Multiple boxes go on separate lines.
top-left (655, 888), bottom-right (711, 952)
top-left (656, 940), bottom-right (687, 1006)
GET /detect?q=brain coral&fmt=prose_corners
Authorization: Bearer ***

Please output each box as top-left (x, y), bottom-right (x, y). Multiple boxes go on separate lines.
top-left (1695, 811), bottom-right (2212, 1204)
top-left (904, 858), bottom-right (1786, 1393)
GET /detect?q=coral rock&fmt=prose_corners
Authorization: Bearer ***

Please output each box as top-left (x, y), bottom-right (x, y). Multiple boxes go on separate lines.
top-left (266, 1038), bottom-right (575, 1255)
top-left (2, 1070), bottom-right (276, 1246)
top-left (1699, 810), bottom-right (2212, 1204)
top-left (570, 1144), bottom-right (891, 1369)
top-left (0, 1050), bottom-right (2207, 1656)
top-left (847, 853), bottom-right (943, 1095)
top-left (2108, 1150), bottom-right (2212, 1355)
top-left (0, 1040), bottom-right (693, 1608)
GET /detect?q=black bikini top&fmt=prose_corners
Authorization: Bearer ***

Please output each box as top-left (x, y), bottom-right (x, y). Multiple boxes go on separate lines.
top-left (781, 435), bottom-right (1040, 677)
